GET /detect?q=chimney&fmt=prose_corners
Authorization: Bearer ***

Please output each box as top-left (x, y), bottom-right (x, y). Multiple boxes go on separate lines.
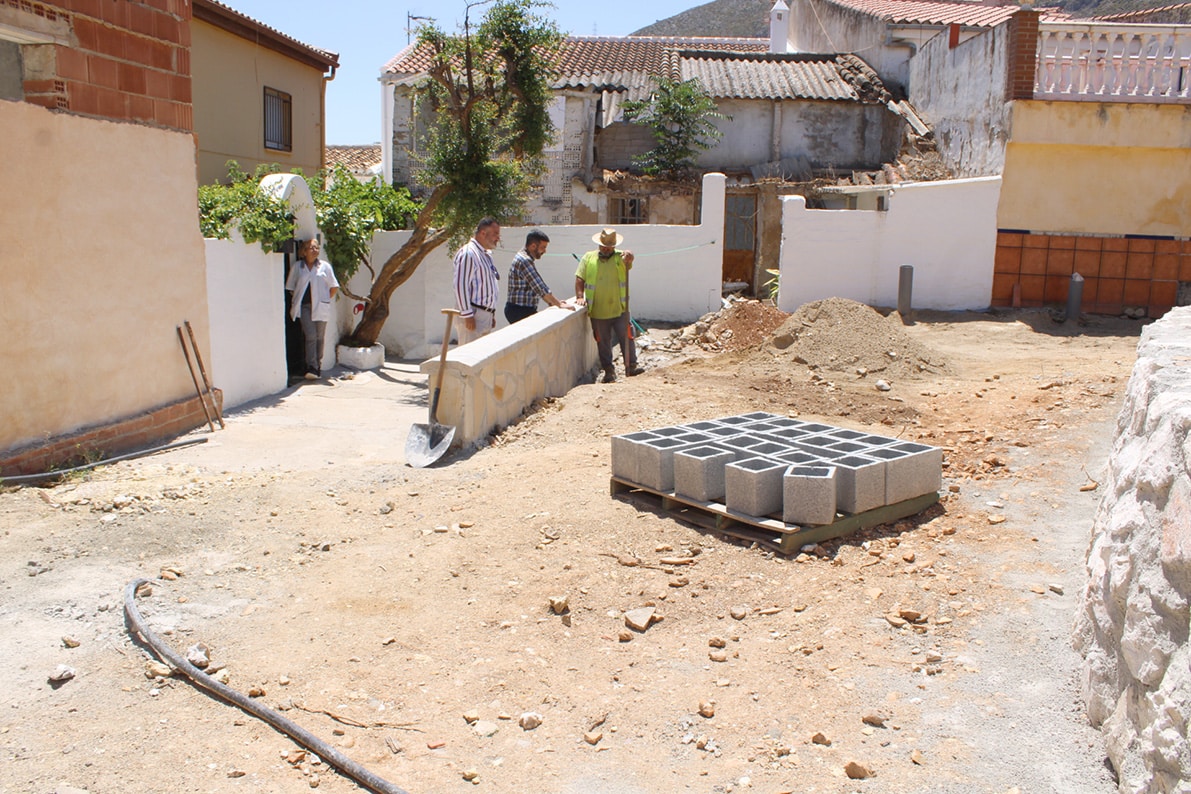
top-left (770, 0), bottom-right (791, 54)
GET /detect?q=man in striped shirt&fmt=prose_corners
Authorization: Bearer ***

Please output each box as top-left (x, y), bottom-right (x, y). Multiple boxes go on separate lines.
top-left (452, 217), bottom-right (502, 345)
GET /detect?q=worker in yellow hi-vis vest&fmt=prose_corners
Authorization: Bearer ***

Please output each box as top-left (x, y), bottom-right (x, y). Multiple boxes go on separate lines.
top-left (574, 228), bottom-right (644, 384)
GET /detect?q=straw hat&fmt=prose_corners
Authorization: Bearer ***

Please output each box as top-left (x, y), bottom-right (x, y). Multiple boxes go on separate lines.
top-left (592, 228), bottom-right (624, 247)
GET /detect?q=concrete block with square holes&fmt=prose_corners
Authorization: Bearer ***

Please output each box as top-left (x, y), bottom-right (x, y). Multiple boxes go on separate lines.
top-left (882, 441), bottom-right (944, 504)
top-left (610, 430), bottom-right (658, 484)
top-left (612, 414), bottom-right (942, 521)
top-left (830, 454), bottom-right (887, 514)
top-left (725, 456), bottom-right (788, 517)
top-left (673, 444), bottom-right (739, 502)
top-left (783, 465), bottom-right (838, 525)
top-left (633, 431), bottom-right (714, 491)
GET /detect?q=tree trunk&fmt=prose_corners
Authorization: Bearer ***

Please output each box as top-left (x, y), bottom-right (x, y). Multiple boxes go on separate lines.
top-left (342, 189), bottom-right (454, 349)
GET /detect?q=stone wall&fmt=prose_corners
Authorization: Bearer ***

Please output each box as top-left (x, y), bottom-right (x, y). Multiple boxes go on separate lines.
top-left (1075, 306), bottom-right (1191, 791)
top-left (421, 307), bottom-right (598, 449)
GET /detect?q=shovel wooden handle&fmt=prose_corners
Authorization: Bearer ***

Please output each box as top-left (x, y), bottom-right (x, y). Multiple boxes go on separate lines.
top-left (429, 309), bottom-right (460, 424)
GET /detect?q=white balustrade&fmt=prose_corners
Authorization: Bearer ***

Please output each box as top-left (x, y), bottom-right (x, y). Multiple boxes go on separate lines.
top-left (1035, 22), bottom-right (1191, 102)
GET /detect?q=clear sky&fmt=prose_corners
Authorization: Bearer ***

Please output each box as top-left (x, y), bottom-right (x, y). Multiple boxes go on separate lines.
top-left (223, 0), bottom-right (714, 145)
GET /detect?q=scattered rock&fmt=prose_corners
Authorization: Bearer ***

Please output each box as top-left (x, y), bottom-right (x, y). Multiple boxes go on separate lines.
top-left (708, 637), bottom-right (727, 648)
top-left (709, 650), bottom-right (729, 663)
top-left (988, 514), bottom-right (1007, 525)
top-left (862, 713), bottom-right (886, 728)
top-left (462, 769), bottom-right (479, 782)
top-left (548, 595), bottom-right (569, 615)
top-left (145, 661), bottom-right (172, 679)
top-left (885, 614), bottom-right (907, 628)
top-left (618, 631), bottom-right (633, 642)
top-left (875, 380), bottom-right (892, 392)
top-left (845, 760), bottom-right (873, 779)
top-left (812, 732), bottom-right (832, 746)
top-left (698, 700), bottom-right (715, 718)
top-left (519, 712), bottom-right (543, 730)
top-left (730, 606), bottom-right (748, 621)
top-left (584, 730), bottom-right (603, 745)
top-left (62, 636), bottom-right (80, 649)
top-left (911, 749), bottom-right (925, 765)
top-left (472, 721), bottom-right (499, 737)
top-left (463, 710), bottom-right (479, 724)
top-left (186, 643), bottom-right (210, 669)
top-left (624, 607), bottom-right (657, 632)
top-left (1048, 583), bottom-right (1065, 595)
top-left (48, 665), bottom-right (75, 685)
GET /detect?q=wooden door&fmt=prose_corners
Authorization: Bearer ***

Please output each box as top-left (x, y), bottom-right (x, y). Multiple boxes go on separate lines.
top-left (723, 194), bottom-right (757, 291)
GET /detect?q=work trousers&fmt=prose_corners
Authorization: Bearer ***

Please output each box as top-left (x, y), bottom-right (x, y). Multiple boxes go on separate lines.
top-left (299, 302), bottom-right (327, 374)
top-left (458, 308), bottom-right (495, 345)
top-left (589, 312), bottom-right (636, 373)
top-left (504, 303), bottom-right (537, 325)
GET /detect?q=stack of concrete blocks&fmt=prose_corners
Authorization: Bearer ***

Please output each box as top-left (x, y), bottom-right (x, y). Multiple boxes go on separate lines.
top-left (610, 412), bottom-right (942, 526)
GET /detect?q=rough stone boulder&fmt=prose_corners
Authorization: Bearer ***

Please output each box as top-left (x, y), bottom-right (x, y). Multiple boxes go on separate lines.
top-left (1075, 307), bottom-right (1191, 792)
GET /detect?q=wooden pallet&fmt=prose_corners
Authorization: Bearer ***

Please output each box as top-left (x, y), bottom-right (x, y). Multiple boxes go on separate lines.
top-left (610, 477), bottom-right (939, 555)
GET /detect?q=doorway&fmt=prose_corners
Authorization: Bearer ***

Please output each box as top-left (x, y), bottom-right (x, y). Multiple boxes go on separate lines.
top-left (723, 193), bottom-right (757, 293)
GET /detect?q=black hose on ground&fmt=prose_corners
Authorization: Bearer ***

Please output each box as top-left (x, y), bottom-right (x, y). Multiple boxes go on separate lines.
top-left (1, 437), bottom-right (209, 487)
top-left (123, 578), bottom-right (411, 794)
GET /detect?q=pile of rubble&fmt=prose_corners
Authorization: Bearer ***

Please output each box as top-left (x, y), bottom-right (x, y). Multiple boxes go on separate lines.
top-left (663, 297), bottom-right (789, 353)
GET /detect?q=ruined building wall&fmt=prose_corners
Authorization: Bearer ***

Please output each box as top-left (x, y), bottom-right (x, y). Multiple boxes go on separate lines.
top-left (1075, 306), bottom-right (1191, 791)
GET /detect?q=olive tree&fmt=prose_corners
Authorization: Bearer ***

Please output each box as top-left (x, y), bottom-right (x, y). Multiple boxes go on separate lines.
top-left (346, 0), bottom-right (561, 347)
top-left (622, 77), bottom-right (728, 180)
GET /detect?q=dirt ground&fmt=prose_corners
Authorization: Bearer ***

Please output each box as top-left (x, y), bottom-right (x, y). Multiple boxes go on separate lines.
top-left (1, 302), bottom-right (1145, 794)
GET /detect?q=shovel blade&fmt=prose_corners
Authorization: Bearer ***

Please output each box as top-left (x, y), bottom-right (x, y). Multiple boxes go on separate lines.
top-left (405, 421), bottom-right (456, 468)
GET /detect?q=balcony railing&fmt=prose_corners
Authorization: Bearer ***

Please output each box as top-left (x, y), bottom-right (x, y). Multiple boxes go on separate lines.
top-left (1035, 22), bottom-right (1191, 102)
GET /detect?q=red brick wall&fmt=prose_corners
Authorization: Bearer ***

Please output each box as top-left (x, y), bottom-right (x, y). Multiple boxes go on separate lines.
top-left (0, 390), bottom-right (221, 478)
top-left (1005, 8), bottom-right (1039, 102)
top-left (993, 231), bottom-right (1190, 318)
top-left (19, 0), bottom-right (192, 131)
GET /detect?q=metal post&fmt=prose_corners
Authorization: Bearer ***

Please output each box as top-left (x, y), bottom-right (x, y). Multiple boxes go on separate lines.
top-left (897, 265), bottom-right (914, 323)
top-left (1064, 272), bottom-right (1084, 324)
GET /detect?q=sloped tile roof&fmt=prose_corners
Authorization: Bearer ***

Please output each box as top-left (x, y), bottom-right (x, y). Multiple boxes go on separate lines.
top-left (1092, 2), bottom-right (1191, 22)
top-left (194, 0), bottom-right (338, 69)
top-left (382, 35), bottom-right (888, 103)
top-left (326, 145), bottom-right (383, 172)
top-left (819, 0), bottom-right (1064, 28)
top-left (383, 35), bottom-right (769, 87)
top-left (669, 51), bottom-right (888, 101)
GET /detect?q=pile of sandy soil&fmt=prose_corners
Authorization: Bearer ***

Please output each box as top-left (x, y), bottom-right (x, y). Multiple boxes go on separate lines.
top-left (662, 298), bottom-right (790, 353)
top-left (765, 297), bottom-right (950, 378)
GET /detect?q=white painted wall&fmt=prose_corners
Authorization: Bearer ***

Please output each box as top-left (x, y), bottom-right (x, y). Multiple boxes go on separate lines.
top-left (375, 172), bottom-right (729, 360)
top-left (909, 22), bottom-right (1011, 177)
top-left (778, 176), bottom-right (1001, 312)
top-left (204, 239), bottom-right (288, 409)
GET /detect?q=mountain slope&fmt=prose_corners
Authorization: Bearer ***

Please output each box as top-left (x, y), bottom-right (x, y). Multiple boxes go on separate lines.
top-left (631, 0), bottom-right (772, 37)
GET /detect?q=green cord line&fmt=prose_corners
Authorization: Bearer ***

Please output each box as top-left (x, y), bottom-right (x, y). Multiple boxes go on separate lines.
top-left (542, 241), bottom-right (717, 259)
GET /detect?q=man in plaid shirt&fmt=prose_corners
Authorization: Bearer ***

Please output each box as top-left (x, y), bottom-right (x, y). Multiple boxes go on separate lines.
top-left (504, 230), bottom-right (573, 324)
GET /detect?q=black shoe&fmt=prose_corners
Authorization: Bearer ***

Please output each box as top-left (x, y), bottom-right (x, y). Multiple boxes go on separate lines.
top-left (602, 367), bottom-right (617, 383)
top-left (626, 365), bottom-right (645, 377)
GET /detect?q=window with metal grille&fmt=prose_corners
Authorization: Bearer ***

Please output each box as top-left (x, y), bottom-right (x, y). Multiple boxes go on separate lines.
top-left (264, 87), bottom-right (292, 152)
top-left (610, 196), bottom-right (646, 225)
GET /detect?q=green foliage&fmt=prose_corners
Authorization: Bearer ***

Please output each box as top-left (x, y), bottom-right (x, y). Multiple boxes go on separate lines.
top-left (416, 0), bottom-right (561, 236)
top-left (623, 77), bottom-right (728, 179)
top-left (198, 162), bottom-right (293, 251)
top-left (308, 166), bottom-right (420, 283)
top-left (763, 268), bottom-right (780, 300)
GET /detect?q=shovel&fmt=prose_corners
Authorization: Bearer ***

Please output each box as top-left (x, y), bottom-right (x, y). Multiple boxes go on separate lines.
top-left (405, 308), bottom-right (459, 468)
